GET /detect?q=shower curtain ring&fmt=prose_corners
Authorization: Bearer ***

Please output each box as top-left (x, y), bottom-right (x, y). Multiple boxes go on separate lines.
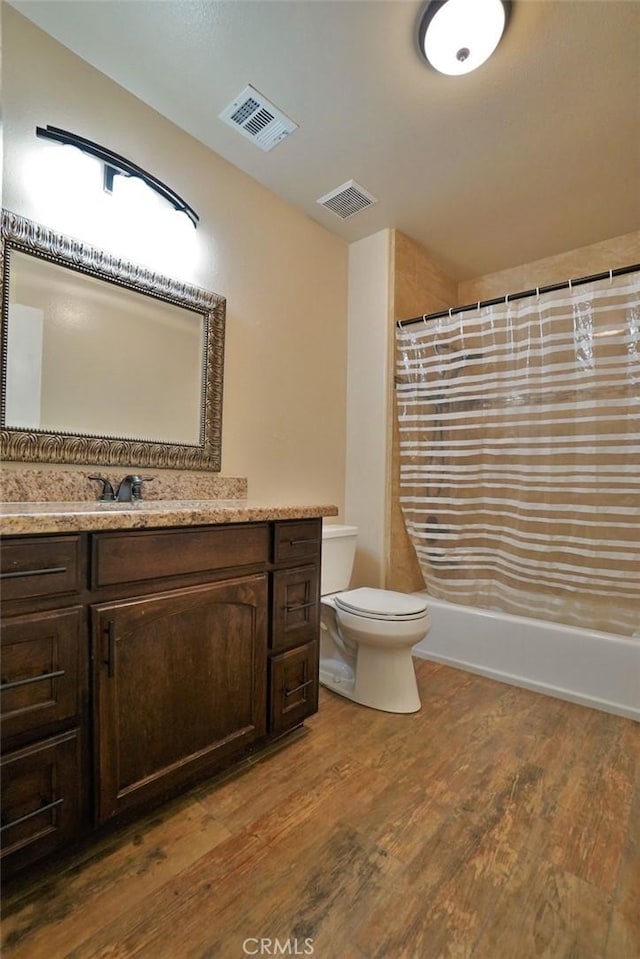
top-left (448, 308), bottom-right (453, 318)
top-left (609, 269), bottom-right (613, 284)
top-left (568, 277), bottom-right (572, 290)
top-left (535, 287), bottom-right (540, 299)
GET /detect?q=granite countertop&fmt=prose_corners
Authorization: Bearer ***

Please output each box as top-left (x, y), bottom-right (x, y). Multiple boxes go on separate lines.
top-left (0, 500), bottom-right (339, 535)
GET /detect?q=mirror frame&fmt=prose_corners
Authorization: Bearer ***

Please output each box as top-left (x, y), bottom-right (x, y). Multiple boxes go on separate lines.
top-left (0, 209), bottom-right (225, 471)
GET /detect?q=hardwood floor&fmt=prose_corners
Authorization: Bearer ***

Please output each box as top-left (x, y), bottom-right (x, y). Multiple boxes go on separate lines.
top-left (2, 659), bottom-right (639, 959)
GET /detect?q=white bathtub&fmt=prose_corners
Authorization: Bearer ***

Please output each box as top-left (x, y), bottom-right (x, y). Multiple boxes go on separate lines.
top-left (412, 593), bottom-right (640, 721)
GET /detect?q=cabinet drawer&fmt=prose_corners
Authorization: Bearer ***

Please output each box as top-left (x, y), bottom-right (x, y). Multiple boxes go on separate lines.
top-left (273, 519), bottom-right (321, 565)
top-left (1, 607), bottom-right (84, 742)
top-left (271, 565), bottom-right (320, 652)
top-left (92, 524), bottom-right (270, 588)
top-left (1, 729), bottom-right (82, 868)
top-left (0, 536), bottom-right (82, 602)
top-left (269, 641), bottom-right (319, 736)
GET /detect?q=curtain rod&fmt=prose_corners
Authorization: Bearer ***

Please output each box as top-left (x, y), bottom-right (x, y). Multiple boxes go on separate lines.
top-left (396, 262), bottom-right (640, 329)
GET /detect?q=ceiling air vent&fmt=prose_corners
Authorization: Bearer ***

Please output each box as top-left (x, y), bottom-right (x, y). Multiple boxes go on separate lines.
top-left (219, 84), bottom-right (298, 152)
top-left (317, 180), bottom-right (378, 219)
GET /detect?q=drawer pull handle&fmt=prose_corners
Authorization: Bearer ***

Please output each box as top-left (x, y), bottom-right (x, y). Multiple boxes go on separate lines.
top-left (288, 539), bottom-right (319, 547)
top-left (285, 601), bottom-right (316, 613)
top-left (284, 679), bottom-right (315, 698)
top-left (0, 565), bottom-right (67, 580)
top-left (0, 669), bottom-right (65, 692)
top-left (0, 797), bottom-right (64, 833)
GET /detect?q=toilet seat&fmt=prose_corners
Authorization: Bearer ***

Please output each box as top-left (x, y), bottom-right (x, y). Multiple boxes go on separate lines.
top-left (334, 587), bottom-right (428, 622)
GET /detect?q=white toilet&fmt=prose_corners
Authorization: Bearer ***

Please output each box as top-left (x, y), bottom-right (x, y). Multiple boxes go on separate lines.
top-left (320, 524), bottom-right (430, 713)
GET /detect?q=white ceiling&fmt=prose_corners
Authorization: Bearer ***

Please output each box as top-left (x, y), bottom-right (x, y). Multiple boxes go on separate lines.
top-left (9, 0), bottom-right (640, 280)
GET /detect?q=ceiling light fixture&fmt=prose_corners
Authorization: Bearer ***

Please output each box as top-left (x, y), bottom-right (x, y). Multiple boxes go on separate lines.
top-left (418, 0), bottom-right (511, 76)
top-left (35, 125), bottom-right (199, 227)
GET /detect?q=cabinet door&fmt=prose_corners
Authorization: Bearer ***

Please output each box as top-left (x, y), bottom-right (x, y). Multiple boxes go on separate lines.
top-left (93, 575), bottom-right (268, 823)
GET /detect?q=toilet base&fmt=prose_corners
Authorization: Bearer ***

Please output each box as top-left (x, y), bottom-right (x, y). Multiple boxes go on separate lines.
top-left (320, 645), bottom-right (421, 714)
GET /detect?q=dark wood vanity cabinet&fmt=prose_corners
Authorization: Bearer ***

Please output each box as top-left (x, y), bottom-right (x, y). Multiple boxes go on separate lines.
top-left (0, 517), bottom-right (322, 876)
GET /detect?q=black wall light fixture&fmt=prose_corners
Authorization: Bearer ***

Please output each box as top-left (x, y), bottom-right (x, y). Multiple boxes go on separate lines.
top-left (418, 0), bottom-right (512, 76)
top-left (35, 125), bottom-right (199, 227)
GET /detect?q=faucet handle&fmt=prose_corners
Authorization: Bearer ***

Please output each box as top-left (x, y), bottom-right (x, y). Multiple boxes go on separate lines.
top-left (88, 475), bottom-right (116, 501)
top-left (131, 476), bottom-right (155, 500)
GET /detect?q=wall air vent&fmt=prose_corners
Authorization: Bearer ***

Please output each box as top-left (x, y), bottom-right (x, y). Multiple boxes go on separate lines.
top-left (317, 180), bottom-right (378, 219)
top-left (219, 84), bottom-right (298, 152)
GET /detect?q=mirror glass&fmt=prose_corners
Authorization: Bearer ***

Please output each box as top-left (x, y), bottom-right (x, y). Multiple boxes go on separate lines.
top-left (1, 210), bottom-right (225, 471)
top-left (6, 251), bottom-right (205, 445)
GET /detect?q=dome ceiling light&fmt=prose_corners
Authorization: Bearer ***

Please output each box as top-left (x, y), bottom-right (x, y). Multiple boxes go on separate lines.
top-left (418, 0), bottom-right (512, 76)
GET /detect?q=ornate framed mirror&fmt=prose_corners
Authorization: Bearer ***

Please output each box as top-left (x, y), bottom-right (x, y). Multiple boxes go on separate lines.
top-left (0, 210), bottom-right (225, 470)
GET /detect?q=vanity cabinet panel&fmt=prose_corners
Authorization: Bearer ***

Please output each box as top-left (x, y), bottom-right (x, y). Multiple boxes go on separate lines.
top-left (269, 641), bottom-right (319, 737)
top-left (271, 565), bottom-right (320, 652)
top-left (1, 607), bottom-right (84, 742)
top-left (92, 524), bottom-right (269, 589)
top-left (92, 574), bottom-right (268, 823)
top-left (0, 535), bottom-right (82, 602)
top-left (0, 729), bottom-right (82, 870)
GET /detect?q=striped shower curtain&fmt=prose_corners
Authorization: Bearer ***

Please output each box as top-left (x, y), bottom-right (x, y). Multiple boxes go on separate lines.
top-left (395, 270), bottom-right (640, 637)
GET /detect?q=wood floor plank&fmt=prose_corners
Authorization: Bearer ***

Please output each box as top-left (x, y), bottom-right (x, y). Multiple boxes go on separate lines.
top-left (55, 826), bottom-right (273, 959)
top-left (198, 820), bottom-right (402, 959)
top-left (357, 757), bottom-right (558, 957)
top-left (472, 850), bottom-right (613, 959)
top-left (605, 763), bottom-right (640, 959)
top-left (1, 797), bottom-right (232, 959)
top-left (345, 680), bottom-right (547, 867)
top-left (213, 757), bottom-right (364, 846)
top-left (522, 707), bottom-right (640, 894)
top-left (1, 660), bottom-right (637, 959)
top-left (353, 813), bottom-right (517, 959)
top-left (71, 813), bottom-right (402, 959)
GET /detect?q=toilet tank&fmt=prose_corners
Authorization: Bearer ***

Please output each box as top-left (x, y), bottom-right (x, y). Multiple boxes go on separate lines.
top-left (321, 524), bottom-right (358, 595)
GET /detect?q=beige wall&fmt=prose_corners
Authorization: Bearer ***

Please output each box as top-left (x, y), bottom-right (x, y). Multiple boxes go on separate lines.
top-left (345, 229), bottom-right (392, 588)
top-left (1, 7), bottom-right (348, 510)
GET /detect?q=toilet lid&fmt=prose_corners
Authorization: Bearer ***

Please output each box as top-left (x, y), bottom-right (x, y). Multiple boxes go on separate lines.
top-left (335, 587), bottom-right (428, 620)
